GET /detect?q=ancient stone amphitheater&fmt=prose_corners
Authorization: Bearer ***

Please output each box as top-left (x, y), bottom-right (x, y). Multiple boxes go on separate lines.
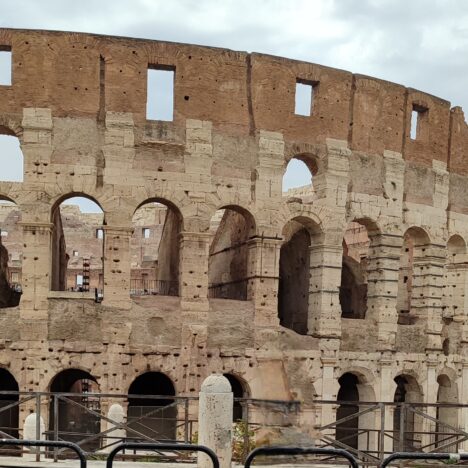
top-left (0, 28), bottom-right (467, 455)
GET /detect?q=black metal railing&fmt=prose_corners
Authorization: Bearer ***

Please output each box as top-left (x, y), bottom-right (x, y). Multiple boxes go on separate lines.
top-left (130, 279), bottom-right (178, 297)
top-left (208, 279), bottom-right (248, 300)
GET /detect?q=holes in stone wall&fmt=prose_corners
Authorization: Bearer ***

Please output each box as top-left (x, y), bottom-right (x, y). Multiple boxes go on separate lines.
top-left (131, 201), bottom-right (181, 297)
top-left (146, 66), bottom-right (175, 121)
top-left (0, 48), bottom-right (12, 86)
top-left (0, 134), bottom-right (23, 182)
top-left (294, 79), bottom-right (316, 116)
top-left (51, 196), bottom-right (105, 294)
top-left (0, 199), bottom-right (22, 308)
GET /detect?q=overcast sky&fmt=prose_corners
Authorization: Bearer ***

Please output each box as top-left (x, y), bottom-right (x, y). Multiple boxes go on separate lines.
top-left (1, 0), bottom-right (468, 210)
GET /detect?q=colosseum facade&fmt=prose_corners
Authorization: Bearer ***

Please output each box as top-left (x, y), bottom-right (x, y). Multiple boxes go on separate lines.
top-left (0, 28), bottom-right (467, 454)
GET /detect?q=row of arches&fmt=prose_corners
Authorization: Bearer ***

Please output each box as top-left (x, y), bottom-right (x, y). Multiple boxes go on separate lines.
top-left (336, 370), bottom-right (459, 451)
top-left (2, 193), bottom-right (467, 332)
top-left (0, 194), bottom-right (257, 304)
top-left (0, 368), bottom-right (249, 446)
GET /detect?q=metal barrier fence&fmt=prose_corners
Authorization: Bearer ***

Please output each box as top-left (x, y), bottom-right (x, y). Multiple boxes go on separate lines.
top-left (315, 399), bottom-right (468, 464)
top-left (0, 391), bottom-right (298, 461)
top-left (130, 279), bottom-right (178, 296)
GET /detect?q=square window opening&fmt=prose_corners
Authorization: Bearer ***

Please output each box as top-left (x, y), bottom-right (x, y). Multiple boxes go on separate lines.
top-left (146, 66), bottom-right (175, 121)
top-left (73, 250), bottom-right (79, 257)
top-left (410, 104), bottom-right (428, 140)
top-left (295, 80), bottom-right (316, 116)
top-left (0, 48), bottom-right (12, 86)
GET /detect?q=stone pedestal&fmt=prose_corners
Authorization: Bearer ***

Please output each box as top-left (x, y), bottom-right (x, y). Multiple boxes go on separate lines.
top-left (198, 375), bottom-right (233, 468)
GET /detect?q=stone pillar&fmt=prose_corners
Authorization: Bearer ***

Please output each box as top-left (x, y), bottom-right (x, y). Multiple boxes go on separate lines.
top-left (308, 243), bottom-right (342, 338)
top-left (23, 413), bottom-right (45, 452)
top-left (102, 226), bottom-right (132, 309)
top-left (246, 237), bottom-right (281, 327)
top-left (179, 231), bottom-right (211, 316)
top-left (366, 233), bottom-right (402, 350)
top-left (18, 222), bottom-right (53, 335)
top-left (319, 356), bottom-right (338, 429)
top-left (103, 403), bottom-right (126, 452)
top-left (411, 243), bottom-right (445, 351)
top-left (198, 375), bottom-right (233, 468)
top-left (421, 360), bottom-right (438, 449)
top-left (379, 357), bottom-right (397, 453)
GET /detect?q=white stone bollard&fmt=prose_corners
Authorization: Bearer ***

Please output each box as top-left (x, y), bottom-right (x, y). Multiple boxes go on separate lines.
top-left (23, 413), bottom-right (45, 453)
top-left (198, 375), bottom-right (233, 468)
top-left (103, 403), bottom-right (126, 452)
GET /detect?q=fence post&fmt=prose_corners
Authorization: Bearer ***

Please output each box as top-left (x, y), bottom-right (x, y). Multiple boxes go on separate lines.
top-left (198, 375), bottom-right (233, 468)
top-left (54, 395), bottom-right (59, 462)
top-left (36, 393), bottom-right (41, 461)
top-left (184, 398), bottom-right (189, 443)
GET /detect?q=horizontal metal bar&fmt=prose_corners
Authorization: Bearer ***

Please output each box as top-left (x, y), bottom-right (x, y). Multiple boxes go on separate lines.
top-left (106, 442), bottom-right (219, 468)
top-left (382, 451), bottom-right (468, 468)
top-left (0, 439), bottom-right (86, 468)
top-left (244, 446), bottom-right (359, 468)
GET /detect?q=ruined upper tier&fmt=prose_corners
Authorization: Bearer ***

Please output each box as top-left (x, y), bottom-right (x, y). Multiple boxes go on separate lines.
top-left (0, 28), bottom-right (467, 174)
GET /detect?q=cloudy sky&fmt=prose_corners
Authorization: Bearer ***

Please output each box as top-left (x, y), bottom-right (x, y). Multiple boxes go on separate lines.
top-left (1, 0), bottom-right (468, 209)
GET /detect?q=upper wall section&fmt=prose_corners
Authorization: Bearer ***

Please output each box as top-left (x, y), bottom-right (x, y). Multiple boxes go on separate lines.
top-left (1, 28), bottom-right (468, 174)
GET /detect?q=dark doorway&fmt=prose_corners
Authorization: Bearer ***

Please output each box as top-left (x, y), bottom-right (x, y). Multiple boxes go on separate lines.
top-left (0, 369), bottom-right (19, 439)
top-left (127, 372), bottom-right (176, 441)
top-left (336, 373), bottom-right (359, 449)
top-left (49, 369), bottom-right (100, 450)
top-left (278, 228), bottom-right (310, 334)
top-left (223, 374), bottom-right (247, 421)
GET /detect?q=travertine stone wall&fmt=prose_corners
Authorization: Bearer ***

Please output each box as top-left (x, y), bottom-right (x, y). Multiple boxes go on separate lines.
top-left (0, 28), bottom-right (468, 436)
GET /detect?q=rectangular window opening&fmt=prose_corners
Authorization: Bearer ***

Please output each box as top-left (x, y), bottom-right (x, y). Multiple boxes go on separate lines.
top-left (410, 104), bottom-right (428, 140)
top-left (76, 274), bottom-right (83, 286)
top-left (146, 66), bottom-right (174, 121)
top-left (143, 228), bottom-right (151, 239)
top-left (0, 48), bottom-right (12, 86)
top-left (295, 79), bottom-right (315, 116)
top-left (96, 228), bottom-right (104, 239)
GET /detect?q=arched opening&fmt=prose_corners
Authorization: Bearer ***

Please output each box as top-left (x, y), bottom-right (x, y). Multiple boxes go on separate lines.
top-left (397, 227), bottom-right (430, 324)
top-left (336, 373), bottom-right (360, 449)
top-left (51, 196), bottom-right (105, 299)
top-left (130, 200), bottom-right (181, 297)
top-left (127, 372), bottom-right (176, 440)
top-left (393, 374), bottom-right (423, 451)
top-left (223, 373), bottom-right (249, 421)
top-left (0, 199), bottom-right (22, 308)
top-left (444, 235), bottom-right (467, 319)
top-left (0, 369), bottom-right (19, 439)
top-left (49, 369), bottom-right (100, 449)
top-left (278, 216), bottom-right (322, 335)
top-left (436, 374), bottom-right (458, 450)
top-left (340, 220), bottom-right (374, 319)
top-left (0, 132), bottom-right (23, 182)
top-left (336, 372), bottom-right (376, 452)
top-left (282, 155), bottom-right (316, 198)
top-left (208, 206), bottom-right (255, 300)
top-left (278, 225), bottom-right (310, 334)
